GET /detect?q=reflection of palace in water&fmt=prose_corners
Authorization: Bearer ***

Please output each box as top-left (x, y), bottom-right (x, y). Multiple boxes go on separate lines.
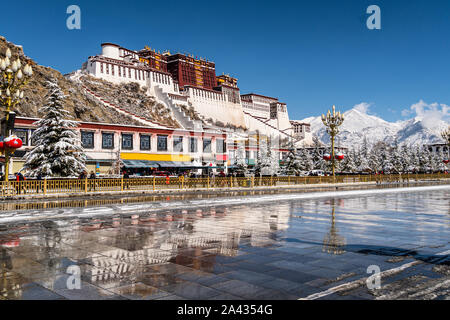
top-left (0, 203), bottom-right (291, 296)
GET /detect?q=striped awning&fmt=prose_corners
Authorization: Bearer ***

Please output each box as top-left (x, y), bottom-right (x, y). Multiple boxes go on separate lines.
top-left (122, 160), bottom-right (160, 168)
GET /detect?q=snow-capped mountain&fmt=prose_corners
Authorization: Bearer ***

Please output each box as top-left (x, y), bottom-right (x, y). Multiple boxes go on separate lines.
top-left (300, 107), bottom-right (448, 148)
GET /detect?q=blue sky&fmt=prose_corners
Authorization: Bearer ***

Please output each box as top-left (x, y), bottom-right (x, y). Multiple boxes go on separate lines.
top-left (1, 0), bottom-right (450, 122)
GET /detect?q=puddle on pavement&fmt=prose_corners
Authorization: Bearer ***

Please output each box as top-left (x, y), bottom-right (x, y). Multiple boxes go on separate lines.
top-left (0, 187), bottom-right (449, 299)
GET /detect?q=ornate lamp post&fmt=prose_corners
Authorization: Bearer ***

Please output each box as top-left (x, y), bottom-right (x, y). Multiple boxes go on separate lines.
top-left (321, 105), bottom-right (344, 177)
top-left (0, 48), bottom-right (33, 182)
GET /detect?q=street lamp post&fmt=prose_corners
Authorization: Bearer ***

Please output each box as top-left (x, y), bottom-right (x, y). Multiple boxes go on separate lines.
top-left (0, 48), bottom-right (33, 182)
top-left (321, 105), bottom-right (344, 177)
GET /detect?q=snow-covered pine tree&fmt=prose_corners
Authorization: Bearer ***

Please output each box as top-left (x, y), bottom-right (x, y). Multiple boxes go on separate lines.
top-left (409, 145), bottom-right (420, 172)
top-left (311, 136), bottom-right (325, 170)
top-left (269, 147), bottom-right (280, 176)
top-left (358, 137), bottom-right (370, 172)
top-left (435, 149), bottom-right (448, 172)
top-left (256, 138), bottom-right (271, 176)
top-left (417, 145), bottom-right (429, 173)
top-left (235, 141), bottom-right (248, 174)
top-left (342, 149), bottom-right (358, 173)
top-left (368, 142), bottom-right (383, 173)
top-left (390, 140), bottom-right (403, 174)
top-left (400, 144), bottom-right (411, 173)
top-left (284, 139), bottom-right (299, 175)
top-left (23, 79), bottom-right (86, 177)
top-left (297, 148), bottom-right (314, 172)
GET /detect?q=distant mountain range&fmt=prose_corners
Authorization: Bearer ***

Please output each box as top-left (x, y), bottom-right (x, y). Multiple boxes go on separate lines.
top-left (300, 107), bottom-right (448, 148)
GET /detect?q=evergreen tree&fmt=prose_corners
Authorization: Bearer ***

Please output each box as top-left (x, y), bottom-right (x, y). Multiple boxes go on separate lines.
top-left (255, 138), bottom-right (271, 175)
top-left (269, 147), bottom-right (280, 176)
top-left (400, 144), bottom-right (411, 173)
top-left (435, 149), bottom-right (447, 172)
top-left (417, 145), bottom-right (429, 173)
top-left (297, 148), bottom-right (314, 172)
top-left (23, 79), bottom-right (86, 177)
top-left (311, 136), bottom-right (325, 170)
top-left (284, 139), bottom-right (299, 175)
top-left (358, 137), bottom-right (370, 172)
top-left (390, 140), bottom-right (403, 174)
top-left (342, 150), bottom-right (358, 173)
top-left (235, 142), bottom-right (248, 174)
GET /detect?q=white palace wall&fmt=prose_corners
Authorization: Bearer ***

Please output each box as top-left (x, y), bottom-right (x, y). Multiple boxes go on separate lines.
top-left (184, 87), bottom-right (246, 128)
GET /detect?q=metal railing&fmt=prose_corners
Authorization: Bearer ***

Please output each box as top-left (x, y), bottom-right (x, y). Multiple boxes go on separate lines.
top-left (0, 173), bottom-right (448, 197)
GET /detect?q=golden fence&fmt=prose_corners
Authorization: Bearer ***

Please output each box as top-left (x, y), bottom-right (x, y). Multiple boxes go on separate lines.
top-left (0, 173), bottom-right (448, 197)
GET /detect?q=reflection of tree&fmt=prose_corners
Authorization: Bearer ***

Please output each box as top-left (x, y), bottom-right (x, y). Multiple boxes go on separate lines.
top-left (1, 248), bottom-right (22, 300)
top-left (322, 200), bottom-right (346, 255)
top-left (41, 221), bottom-right (62, 270)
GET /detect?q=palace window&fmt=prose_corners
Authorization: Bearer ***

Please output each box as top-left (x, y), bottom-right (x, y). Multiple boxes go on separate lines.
top-left (203, 138), bottom-right (211, 153)
top-left (100, 63), bottom-right (104, 73)
top-left (157, 135), bottom-right (168, 151)
top-left (111, 65), bottom-right (115, 76)
top-left (118, 67), bottom-right (121, 77)
top-left (216, 139), bottom-right (226, 154)
top-left (102, 132), bottom-right (114, 149)
top-left (30, 130), bottom-right (37, 146)
top-left (12, 129), bottom-right (28, 146)
top-left (189, 137), bottom-right (197, 153)
top-left (122, 133), bottom-right (133, 150)
top-left (173, 136), bottom-right (183, 152)
top-left (106, 64), bottom-right (109, 75)
top-left (128, 68), bottom-right (131, 78)
top-left (81, 131), bottom-right (94, 149)
top-left (140, 135), bottom-right (151, 150)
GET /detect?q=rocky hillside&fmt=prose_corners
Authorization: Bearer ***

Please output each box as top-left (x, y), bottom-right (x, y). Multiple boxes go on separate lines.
top-left (0, 36), bottom-right (179, 128)
top-left (79, 75), bottom-right (180, 128)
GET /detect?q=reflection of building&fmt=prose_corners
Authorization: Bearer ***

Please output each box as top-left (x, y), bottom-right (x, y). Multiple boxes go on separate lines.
top-left (75, 204), bottom-right (291, 287)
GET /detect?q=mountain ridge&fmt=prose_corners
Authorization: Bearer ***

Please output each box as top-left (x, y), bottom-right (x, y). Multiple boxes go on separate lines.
top-left (299, 106), bottom-right (448, 148)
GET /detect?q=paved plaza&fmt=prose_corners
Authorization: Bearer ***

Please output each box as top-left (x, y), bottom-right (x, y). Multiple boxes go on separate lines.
top-left (0, 185), bottom-right (449, 300)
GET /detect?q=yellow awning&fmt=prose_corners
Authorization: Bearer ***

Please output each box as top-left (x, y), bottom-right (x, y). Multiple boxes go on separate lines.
top-left (120, 153), bottom-right (191, 162)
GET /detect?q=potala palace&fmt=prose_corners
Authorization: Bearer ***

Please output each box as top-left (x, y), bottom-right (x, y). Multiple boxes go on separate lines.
top-left (80, 43), bottom-right (313, 145)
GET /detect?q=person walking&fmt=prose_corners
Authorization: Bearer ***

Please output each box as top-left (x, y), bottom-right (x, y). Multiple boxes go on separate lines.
top-left (89, 170), bottom-right (96, 191)
top-left (123, 170), bottom-right (130, 190)
top-left (15, 172), bottom-right (25, 194)
top-left (36, 173), bottom-right (43, 194)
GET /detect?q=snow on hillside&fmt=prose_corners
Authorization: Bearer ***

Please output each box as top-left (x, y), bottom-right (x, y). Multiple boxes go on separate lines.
top-left (299, 103), bottom-right (448, 148)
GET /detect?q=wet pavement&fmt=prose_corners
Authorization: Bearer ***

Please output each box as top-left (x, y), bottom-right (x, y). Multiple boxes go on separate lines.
top-left (0, 185), bottom-right (449, 300)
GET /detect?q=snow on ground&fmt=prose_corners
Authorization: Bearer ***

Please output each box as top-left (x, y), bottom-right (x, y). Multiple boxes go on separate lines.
top-left (0, 185), bottom-right (448, 224)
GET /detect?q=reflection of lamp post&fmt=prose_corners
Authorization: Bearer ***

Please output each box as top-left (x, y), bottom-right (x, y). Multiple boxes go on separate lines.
top-left (442, 126), bottom-right (450, 167)
top-left (321, 105), bottom-right (344, 177)
top-left (0, 48), bottom-right (33, 182)
top-left (322, 203), bottom-right (346, 255)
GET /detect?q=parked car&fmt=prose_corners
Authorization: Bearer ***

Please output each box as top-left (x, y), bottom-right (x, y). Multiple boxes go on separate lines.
top-left (152, 171), bottom-right (171, 177)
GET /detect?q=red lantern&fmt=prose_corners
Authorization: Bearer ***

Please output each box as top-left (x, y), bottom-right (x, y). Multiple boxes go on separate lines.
top-left (444, 159), bottom-right (449, 164)
top-left (0, 141), bottom-right (4, 149)
top-left (335, 153), bottom-right (345, 161)
top-left (4, 135), bottom-right (23, 149)
top-left (323, 153), bottom-right (331, 161)
top-left (5, 138), bottom-right (22, 149)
